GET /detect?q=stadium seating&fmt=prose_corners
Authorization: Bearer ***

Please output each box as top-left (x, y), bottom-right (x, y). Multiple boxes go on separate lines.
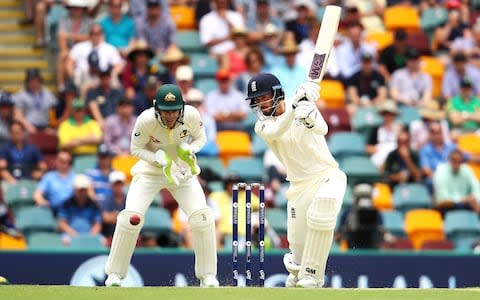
top-left (398, 106), bottom-right (421, 126)
top-left (0, 232), bottom-right (27, 250)
top-left (381, 210), bottom-right (406, 237)
top-left (194, 78), bottom-right (217, 95)
top-left (112, 154), bottom-right (139, 182)
top-left (444, 210), bottom-right (480, 248)
top-left (406, 31), bottom-right (431, 55)
top-left (226, 157), bottom-right (264, 182)
top-left (365, 30), bottom-right (394, 51)
top-left (72, 155), bottom-right (97, 174)
top-left (420, 239), bottom-right (454, 251)
top-left (319, 80), bottom-right (345, 108)
top-left (393, 183), bottom-right (431, 212)
top-left (28, 232), bottom-right (64, 249)
top-left (372, 182), bottom-right (393, 211)
top-left (176, 30), bottom-right (205, 54)
top-left (342, 184), bottom-right (354, 209)
top-left (404, 209), bottom-right (445, 249)
top-left (468, 161), bottom-right (480, 180)
top-left (340, 156), bottom-right (381, 185)
top-left (420, 7), bottom-right (447, 35)
top-left (420, 56), bottom-right (444, 98)
top-left (457, 133), bottom-right (480, 155)
top-left (190, 53), bottom-right (219, 79)
top-left (251, 134), bottom-right (268, 157)
top-left (28, 131), bottom-right (58, 169)
top-left (328, 131), bottom-right (366, 161)
top-left (351, 107), bottom-right (383, 141)
top-left (69, 234), bottom-right (107, 250)
top-left (198, 156), bottom-right (226, 180)
top-left (3, 179), bottom-right (37, 213)
top-left (216, 130), bottom-right (252, 166)
top-left (380, 238), bottom-right (414, 250)
top-left (320, 107), bottom-right (352, 136)
top-left (384, 5), bottom-right (420, 32)
top-left (274, 183), bottom-right (289, 208)
top-left (15, 207), bottom-right (57, 237)
top-left (266, 207), bottom-right (287, 235)
top-left (241, 111), bottom-right (258, 135)
top-left (142, 207), bottom-right (173, 236)
top-left (169, 6), bottom-right (196, 31)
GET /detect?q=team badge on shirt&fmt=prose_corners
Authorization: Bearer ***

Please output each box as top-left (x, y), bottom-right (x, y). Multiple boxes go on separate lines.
top-left (180, 129), bottom-right (190, 138)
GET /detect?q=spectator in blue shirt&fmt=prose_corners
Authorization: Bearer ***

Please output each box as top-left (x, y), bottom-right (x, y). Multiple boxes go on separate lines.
top-left (419, 122), bottom-right (459, 191)
top-left (101, 171), bottom-right (127, 239)
top-left (99, 0), bottom-right (136, 54)
top-left (58, 174), bottom-right (103, 244)
top-left (33, 151), bottom-right (76, 215)
top-left (85, 144), bottom-right (116, 204)
top-left (0, 121), bottom-right (47, 184)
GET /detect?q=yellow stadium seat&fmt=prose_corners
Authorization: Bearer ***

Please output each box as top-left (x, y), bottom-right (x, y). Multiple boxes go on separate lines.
top-left (420, 56), bottom-right (444, 98)
top-left (170, 5), bottom-right (196, 30)
top-left (372, 182), bottom-right (393, 211)
top-left (365, 31), bottom-right (394, 52)
top-left (404, 209), bottom-right (444, 249)
top-left (384, 5), bottom-right (420, 32)
top-left (0, 232), bottom-right (27, 250)
top-left (468, 162), bottom-right (480, 180)
top-left (319, 80), bottom-right (345, 109)
top-left (112, 154), bottom-right (139, 183)
top-left (216, 130), bottom-right (252, 166)
top-left (457, 133), bottom-right (480, 155)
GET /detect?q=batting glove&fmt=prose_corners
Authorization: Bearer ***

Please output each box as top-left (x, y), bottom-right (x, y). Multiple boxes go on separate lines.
top-left (294, 101), bottom-right (318, 128)
top-left (177, 143), bottom-right (200, 176)
top-left (294, 81), bottom-right (320, 104)
top-left (154, 149), bottom-right (178, 185)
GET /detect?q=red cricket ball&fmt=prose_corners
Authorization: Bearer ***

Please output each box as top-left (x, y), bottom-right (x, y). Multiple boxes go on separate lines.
top-left (130, 215), bottom-right (141, 225)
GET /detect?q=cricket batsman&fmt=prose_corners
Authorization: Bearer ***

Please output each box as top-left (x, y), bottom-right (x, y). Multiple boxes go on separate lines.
top-left (105, 84), bottom-right (219, 287)
top-left (245, 73), bottom-right (347, 288)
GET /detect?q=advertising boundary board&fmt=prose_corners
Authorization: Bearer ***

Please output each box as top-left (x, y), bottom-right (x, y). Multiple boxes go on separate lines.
top-left (0, 250), bottom-right (479, 288)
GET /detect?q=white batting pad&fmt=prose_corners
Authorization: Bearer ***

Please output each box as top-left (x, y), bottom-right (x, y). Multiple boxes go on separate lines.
top-left (299, 198), bottom-right (337, 287)
top-left (105, 210), bottom-right (144, 278)
top-left (188, 207), bottom-right (217, 279)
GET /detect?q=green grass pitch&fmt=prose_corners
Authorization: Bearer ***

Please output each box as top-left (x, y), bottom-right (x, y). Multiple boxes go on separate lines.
top-left (1, 286), bottom-right (480, 300)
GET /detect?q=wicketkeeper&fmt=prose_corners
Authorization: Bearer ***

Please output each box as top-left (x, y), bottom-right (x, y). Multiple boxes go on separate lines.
top-left (105, 84), bottom-right (219, 287)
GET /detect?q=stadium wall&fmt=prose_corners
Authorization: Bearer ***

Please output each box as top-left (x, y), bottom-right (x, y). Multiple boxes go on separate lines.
top-left (0, 250), bottom-right (478, 288)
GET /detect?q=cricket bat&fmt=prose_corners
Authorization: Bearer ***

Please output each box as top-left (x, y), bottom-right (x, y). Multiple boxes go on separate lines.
top-left (307, 5), bottom-right (342, 84)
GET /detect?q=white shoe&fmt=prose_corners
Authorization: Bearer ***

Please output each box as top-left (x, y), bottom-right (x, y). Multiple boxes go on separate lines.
top-left (285, 274), bottom-right (298, 287)
top-left (105, 273), bottom-right (122, 287)
top-left (283, 253), bottom-right (301, 275)
top-left (296, 275), bottom-right (321, 288)
top-left (200, 275), bottom-right (219, 287)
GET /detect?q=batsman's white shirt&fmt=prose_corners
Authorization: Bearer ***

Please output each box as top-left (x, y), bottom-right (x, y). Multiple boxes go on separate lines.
top-left (130, 105), bottom-right (206, 175)
top-left (254, 102), bottom-right (338, 184)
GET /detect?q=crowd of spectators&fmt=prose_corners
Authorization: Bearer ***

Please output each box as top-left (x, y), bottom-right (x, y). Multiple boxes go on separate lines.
top-left (2, 0), bottom-right (480, 251)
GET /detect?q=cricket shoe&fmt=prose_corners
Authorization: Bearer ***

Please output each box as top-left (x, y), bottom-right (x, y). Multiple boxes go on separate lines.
top-left (200, 275), bottom-right (219, 287)
top-left (105, 273), bottom-right (121, 287)
top-left (283, 252), bottom-right (301, 275)
top-left (296, 275), bottom-right (322, 288)
top-left (285, 274), bottom-right (298, 287)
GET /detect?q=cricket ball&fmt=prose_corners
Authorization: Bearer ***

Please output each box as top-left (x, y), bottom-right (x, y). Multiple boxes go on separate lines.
top-left (0, 276), bottom-right (9, 285)
top-left (130, 214), bottom-right (141, 225)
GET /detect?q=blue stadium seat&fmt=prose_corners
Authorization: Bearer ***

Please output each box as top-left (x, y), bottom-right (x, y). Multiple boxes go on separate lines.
top-left (69, 234), bottom-right (107, 250)
top-left (328, 132), bottom-right (366, 161)
top-left (176, 30), bottom-right (205, 54)
top-left (73, 155), bottom-right (98, 174)
top-left (194, 78), bottom-right (217, 94)
top-left (393, 183), bottom-right (431, 212)
top-left (190, 53), bottom-right (218, 79)
top-left (342, 184), bottom-right (354, 209)
top-left (227, 157), bottom-right (264, 182)
top-left (381, 210), bottom-right (406, 237)
top-left (16, 207), bottom-right (57, 236)
top-left (251, 134), bottom-right (268, 157)
top-left (3, 179), bottom-right (37, 213)
top-left (266, 208), bottom-right (287, 235)
top-left (198, 156), bottom-right (226, 179)
top-left (398, 106), bottom-right (421, 125)
top-left (444, 210), bottom-right (480, 248)
top-left (28, 232), bottom-right (64, 249)
top-left (340, 156), bottom-right (381, 185)
top-left (142, 207), bottom-right (172, 236)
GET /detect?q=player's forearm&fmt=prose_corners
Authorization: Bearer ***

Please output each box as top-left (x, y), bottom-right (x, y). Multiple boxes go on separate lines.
top-left (189, 134), bottom-right (207, 154)
top-left (130, 146), bottom-right (156, 164)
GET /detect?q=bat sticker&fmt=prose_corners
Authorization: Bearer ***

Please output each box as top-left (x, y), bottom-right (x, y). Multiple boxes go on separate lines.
top-left (308, 53), bottom-right (326, 81)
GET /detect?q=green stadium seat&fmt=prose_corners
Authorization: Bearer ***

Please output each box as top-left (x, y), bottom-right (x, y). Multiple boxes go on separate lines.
top-left (198, 156), bottom-right (226, 179)
top-left (251, 134), bottom-right (268, 157)
top-left (342, 184), bottom-right (354, 209)
top-left (421, 7), bottom-right (447, 34)
top-left (194, 78), bottom-right (217, 94)
top-left (176, 30), bottom-right (205, 54)
top-left (28, 232), bottom-right (64, 249)
top-left (328, 132), bottom-right (366, 161)
top-left (227, 157), bottom-right (264, 182)
top-left (207, 181), bottom-right (224, 192)
top-left (340, 156), bottom-right (381, 185)
top-left (16, 207), bottom-right (57, 236)
top-left (398, 106), bottom-right (421, 125)
top-left (3, 179), bottom-right (37, 213)
top-left (73, 155), bottom-right (98, 174)
top-left (142, 207), bottom-right (172, 236)
top-left (266, 208), bottom-right (287, 235)
top-left (393, 183), bottom-right (431, 212)
top-left (190, 53), bottom-right (218, 79)
top-left (69, 234), bottom-right (107, 250)
top-left (274, 183), bottom-right (288, 208)
top-left (444, 210), bottom-right (480, 247)
top-left (351, 107), bottom-right (382, 133)
top-left (241, 111), bottom-right (258, 135)
top-left (381, 210), bottom-right (406, 237)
